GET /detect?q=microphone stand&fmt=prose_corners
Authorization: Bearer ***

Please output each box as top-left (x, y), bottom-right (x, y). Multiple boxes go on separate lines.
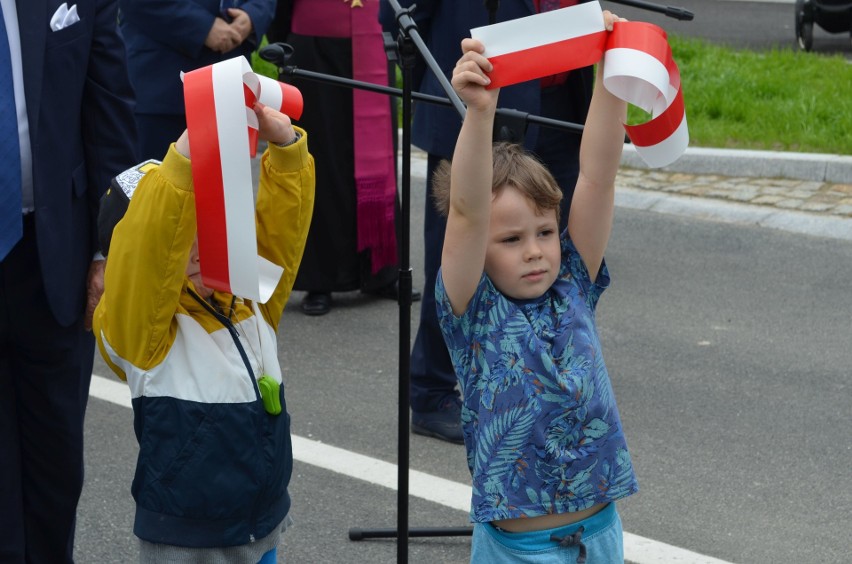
top-left (260, 0), bottom-right (691, 561)
top-left (261, 14), bottom-right (474, 562)
top-left (261, 44), bottom-right (584, 139)
top-left (484, 0), bottom-right (693, 23)
top-left (608, 0), bottom-right (694, 20)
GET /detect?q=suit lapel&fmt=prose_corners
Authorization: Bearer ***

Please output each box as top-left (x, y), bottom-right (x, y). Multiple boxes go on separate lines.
top-left (16, 1), bottom-right (47, 139)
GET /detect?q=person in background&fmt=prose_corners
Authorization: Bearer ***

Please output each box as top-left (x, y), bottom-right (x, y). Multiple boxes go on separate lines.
top-left (380, 0), bottom-right (594, 444)
top-left (267, 0), bottom-right (419, 316)
top-left (0, 0), bottom-right (138, 561)
top-left (119, 0), bottom-right (276, 160)
top-left (438, 18), bottom-right (637, 561)
top-left (94, 104), bottom-right (314, 564)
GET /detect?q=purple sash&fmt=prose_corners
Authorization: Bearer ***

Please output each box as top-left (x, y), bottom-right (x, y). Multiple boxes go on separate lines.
top-left (292, 0), bottom-right (398, 273)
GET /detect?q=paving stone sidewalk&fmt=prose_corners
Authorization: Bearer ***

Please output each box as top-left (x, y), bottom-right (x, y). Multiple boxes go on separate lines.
top-left (616, 167), bottom-right (852, 218)
top-left (407, 144), bottom-right (852, 222)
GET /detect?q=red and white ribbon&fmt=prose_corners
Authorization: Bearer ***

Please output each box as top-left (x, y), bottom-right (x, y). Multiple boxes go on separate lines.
top-left (183, 56), bottom-right (304, 303)
top-left (471, 1), bottom-right (688, 168)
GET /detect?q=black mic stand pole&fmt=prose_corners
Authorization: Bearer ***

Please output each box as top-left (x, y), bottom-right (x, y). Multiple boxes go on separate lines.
top-left (262, 2), bottom-right (472, 561)
top-left (262, 52), bottom-right (583, 138)
top-left (607, 0), bottom-right (694, 20)
top-left (349, 2), bottom-right (471, 561)
top-left (261, 41), bottom-right (482, 561)
top-left (484, 0), bottom-right (694, 24)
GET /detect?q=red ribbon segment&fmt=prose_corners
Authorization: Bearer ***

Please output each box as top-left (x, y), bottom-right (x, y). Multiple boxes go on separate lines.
top-left (182, 56), bottom-right (303, 302)
top-left (184, 64), bottom-right (231, 293)
top-left (471, 1), bottom-right (688, 168)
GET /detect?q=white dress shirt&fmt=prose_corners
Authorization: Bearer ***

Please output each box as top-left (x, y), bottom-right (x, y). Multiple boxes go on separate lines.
top-left (1, 0), bottom-right (34, 212)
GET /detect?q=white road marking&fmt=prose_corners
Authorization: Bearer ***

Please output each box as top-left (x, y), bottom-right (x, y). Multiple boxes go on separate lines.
top-left (89, 374), bottom-right (736, 564)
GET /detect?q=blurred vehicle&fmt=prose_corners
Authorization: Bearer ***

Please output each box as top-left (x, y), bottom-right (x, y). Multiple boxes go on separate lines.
top-left (795, 0), bottom-right (852, 51)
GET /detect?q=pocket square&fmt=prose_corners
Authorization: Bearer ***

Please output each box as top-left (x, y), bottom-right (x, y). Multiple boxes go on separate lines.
top-left (50, 3), bottom-right (80, 31)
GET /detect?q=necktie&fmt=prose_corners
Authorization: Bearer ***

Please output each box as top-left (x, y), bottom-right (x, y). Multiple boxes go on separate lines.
top-left (539, 0), bottom-right (579, 13)
top-left (0, 3), bottom-right (23, 261)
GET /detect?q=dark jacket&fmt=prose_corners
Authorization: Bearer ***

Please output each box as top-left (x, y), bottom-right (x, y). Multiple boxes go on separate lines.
top-left (119, 0), bottom-right (275, 114)
top-left (379, 0), bottom-right (594, 159)
top-left (16, 0), bottom-right (138, 326)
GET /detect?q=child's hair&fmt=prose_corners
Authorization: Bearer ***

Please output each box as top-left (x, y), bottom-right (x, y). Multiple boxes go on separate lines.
top-left (431, 141), bottom-right (563, 220)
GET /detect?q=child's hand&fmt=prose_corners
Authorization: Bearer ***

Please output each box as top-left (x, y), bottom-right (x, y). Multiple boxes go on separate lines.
top-left (451, 38), bottom-right (499, 113)
top-left (597, 11), bottom-right (627, 73)
top-left (172, 104), bottom-right (295, 159)
top-left (602, 10), bottom-right (627, 31)
top-left (253, 103), bottom-right (297, 145)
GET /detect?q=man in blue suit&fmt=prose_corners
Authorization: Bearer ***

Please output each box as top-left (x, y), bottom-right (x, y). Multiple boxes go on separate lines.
top-left (0, 0), bottom-right (137, 561)
top-left (380, 0), bottom-right (594, 443)
top-left (119, 0), bottom-right (276, 160)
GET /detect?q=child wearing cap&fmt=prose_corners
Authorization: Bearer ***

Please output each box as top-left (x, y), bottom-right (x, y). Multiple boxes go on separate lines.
top-left (93, 103), bottom-right (314, 564)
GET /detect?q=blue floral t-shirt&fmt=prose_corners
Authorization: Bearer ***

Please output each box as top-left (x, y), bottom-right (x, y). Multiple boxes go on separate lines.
top-left (436, 234), bottom-right (638, 523)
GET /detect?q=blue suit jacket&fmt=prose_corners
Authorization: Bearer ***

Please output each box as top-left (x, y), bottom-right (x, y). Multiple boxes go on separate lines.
top-left (119, 0), bottom-right (276, 115)
top-left (380, 0), bottom-right (593, 159)
top-left (16, 0), bottom-right (138, 327)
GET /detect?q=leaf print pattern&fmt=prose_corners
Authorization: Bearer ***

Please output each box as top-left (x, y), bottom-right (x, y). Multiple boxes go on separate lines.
top-left (476, 406), bottom-right (536, 512)
top-left (436, 234), bottom-right (638, 523)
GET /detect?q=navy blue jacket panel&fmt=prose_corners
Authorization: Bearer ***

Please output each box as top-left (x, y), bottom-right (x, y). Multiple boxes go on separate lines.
top-left (119, 0), bottom-right (276, 115)
top-left (17, 0), bottom-right (138, 326)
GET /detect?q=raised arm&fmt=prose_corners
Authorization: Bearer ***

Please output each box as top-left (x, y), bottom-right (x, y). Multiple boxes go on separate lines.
top-left (252, 105), bottom-right (315, 326)
top-left (178, 103), bottom-right (316, 327)
top-left (567, 12), bottom-right (628, 282)
top-left (94, 145), bottom-right (197, 379)
top-left (440, 39), bottom-right (499, 315)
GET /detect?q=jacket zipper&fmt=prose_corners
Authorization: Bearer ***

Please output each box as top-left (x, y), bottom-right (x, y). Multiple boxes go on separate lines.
top-left (189, 290), bottom-right (270, 539)
top-left (188, 290), bottom-right (261, 402)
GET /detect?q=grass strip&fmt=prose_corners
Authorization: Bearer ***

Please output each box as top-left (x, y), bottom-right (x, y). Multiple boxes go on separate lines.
top-left (254, 35), bottom-right (852, 155)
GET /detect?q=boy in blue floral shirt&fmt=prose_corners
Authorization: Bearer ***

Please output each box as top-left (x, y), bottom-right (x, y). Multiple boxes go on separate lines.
top-left (434, 11), bottom-right (637, 563)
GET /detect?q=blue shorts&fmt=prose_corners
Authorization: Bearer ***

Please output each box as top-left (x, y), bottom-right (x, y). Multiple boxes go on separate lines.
top-left (470, 503), bottom-right (623, 563)
top-left (258, 548), bottom-right (277, 564)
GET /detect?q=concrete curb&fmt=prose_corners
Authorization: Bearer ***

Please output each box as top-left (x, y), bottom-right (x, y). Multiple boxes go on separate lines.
top-left (401, 148), bottom-right (852, 241)
top-left (621, 144), bottom-right (852, 184)
top-left (616, 187), bottom-right (852, 241)
top-left (409, 144), bottom-right (851, 184)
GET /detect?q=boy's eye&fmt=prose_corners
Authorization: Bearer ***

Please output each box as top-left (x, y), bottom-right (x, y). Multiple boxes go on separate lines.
top-left (539, 229), bottom-right (555, 238)
top-left (501, 236), bottom-right (520, 244)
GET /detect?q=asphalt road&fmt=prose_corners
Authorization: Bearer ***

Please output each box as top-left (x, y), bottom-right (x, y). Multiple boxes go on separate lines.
top-left (77, 166), bottom-right (852, 563)
top-left (601, 0), bottom-right (851, 57)
top-left (73, 2), bottom-right (852, 562)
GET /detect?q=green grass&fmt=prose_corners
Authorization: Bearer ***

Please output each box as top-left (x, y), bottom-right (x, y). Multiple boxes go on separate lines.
top-left (252, 35), bottom-right (852, 155)
top-left (629, 35), bottom-right (852, 155)
top-left (251, 39), bottom-right (279, 81)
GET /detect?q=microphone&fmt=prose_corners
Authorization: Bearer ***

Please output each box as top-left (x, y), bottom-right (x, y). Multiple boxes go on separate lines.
top-left (258, 42), bottom-right (295, 68)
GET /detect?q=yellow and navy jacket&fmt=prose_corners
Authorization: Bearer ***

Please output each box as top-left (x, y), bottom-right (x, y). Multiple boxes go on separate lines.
top-left (93, 129), bottom-right (315, 547)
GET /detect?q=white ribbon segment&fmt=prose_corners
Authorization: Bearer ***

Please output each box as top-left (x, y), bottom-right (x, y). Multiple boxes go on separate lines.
top-left (211, 58), bottom-right (266, 301)
top-left (632, 113), bottom-right (689, 168)
top-left (191, 56), bottom-right (285, 303)
top-left (257, 75), bottom-right (284, 109)
top-left (471, 1), bottom-right (605, 57)
top-left (470, 1), bottom-right (689, 168)
top-left (602, 47), bottom-right (672, 115)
